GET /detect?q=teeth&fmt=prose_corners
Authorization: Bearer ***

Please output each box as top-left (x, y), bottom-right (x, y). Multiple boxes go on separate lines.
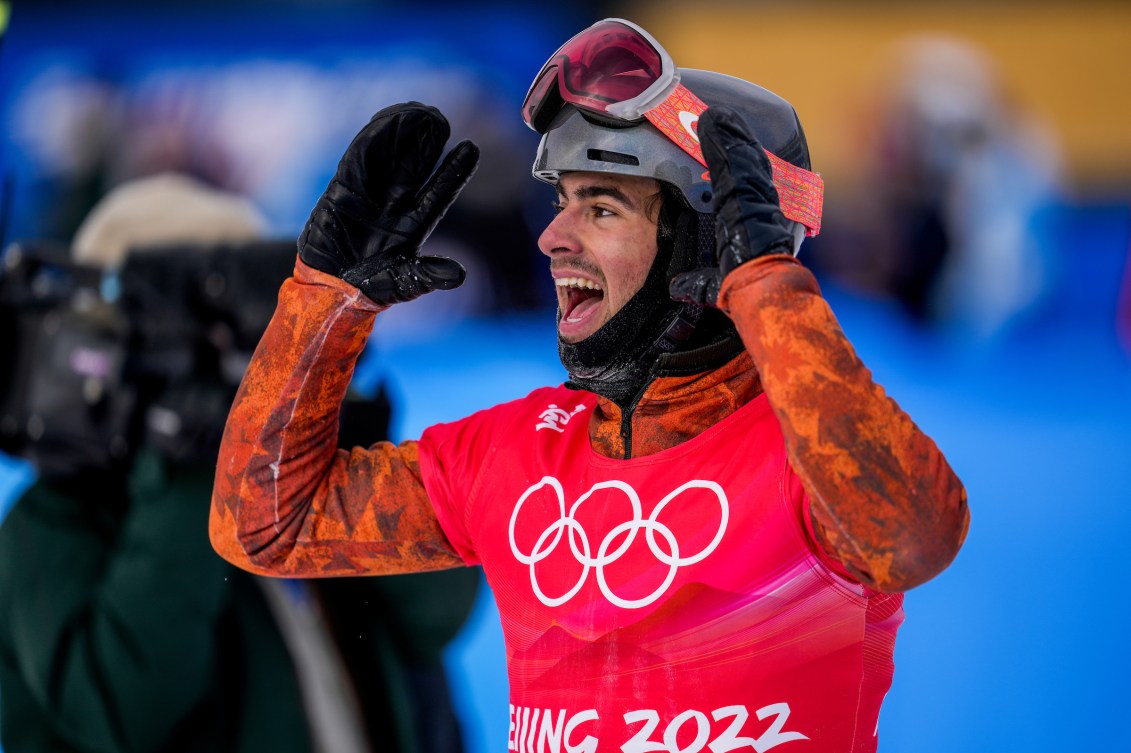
top-left (555, 277), bottom-right (603, 291)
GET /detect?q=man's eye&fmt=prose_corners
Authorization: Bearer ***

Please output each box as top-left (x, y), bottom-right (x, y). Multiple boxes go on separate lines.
top-left (550, 201), bottom-right (564, 214)
top-left (593, 206), bottom-right (615, 218)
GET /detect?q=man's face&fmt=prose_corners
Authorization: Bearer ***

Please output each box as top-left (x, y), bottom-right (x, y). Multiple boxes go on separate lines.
top-left (538, 172), bottom-right (661, 343)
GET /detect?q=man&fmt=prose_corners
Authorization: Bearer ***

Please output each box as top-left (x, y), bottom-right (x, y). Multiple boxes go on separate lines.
top-left (0, 173), bottom-right (477, 753)
top-left (211, 18), bottom-right (969, 753)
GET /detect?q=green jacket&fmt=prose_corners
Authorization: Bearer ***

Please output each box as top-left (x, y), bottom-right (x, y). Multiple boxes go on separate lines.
top-left (0, 450), bottom-right (479, 753)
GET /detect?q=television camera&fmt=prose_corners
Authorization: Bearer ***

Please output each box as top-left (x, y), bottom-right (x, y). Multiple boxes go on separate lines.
top-left (0, 238), bottom-right (296, 475)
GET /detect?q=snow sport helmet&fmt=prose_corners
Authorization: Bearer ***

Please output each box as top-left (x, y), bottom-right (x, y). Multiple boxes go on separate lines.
top-left (524, 18), bottom-right (823, 239)
top-left (523, 18), bottom-right (823, 409)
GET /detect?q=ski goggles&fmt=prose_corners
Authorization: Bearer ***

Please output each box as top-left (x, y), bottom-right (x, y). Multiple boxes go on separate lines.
top-left (522, 18), bottom-right (823, 236)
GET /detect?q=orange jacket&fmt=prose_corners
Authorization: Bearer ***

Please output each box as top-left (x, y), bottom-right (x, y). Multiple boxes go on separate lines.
top-left (211, 255), bottom-right (968, 592)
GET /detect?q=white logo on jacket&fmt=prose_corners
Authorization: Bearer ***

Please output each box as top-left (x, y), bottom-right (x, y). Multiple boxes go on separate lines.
top-left (536, 403), bottom-right (588, 433)
top-left (509, 476), bottom-right (729, 609)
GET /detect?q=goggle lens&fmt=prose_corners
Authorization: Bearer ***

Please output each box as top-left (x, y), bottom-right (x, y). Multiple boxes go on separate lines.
top-left (523, 20), bottom-right (667, 132)
top-left (560, 26), bottom-right (662, 104)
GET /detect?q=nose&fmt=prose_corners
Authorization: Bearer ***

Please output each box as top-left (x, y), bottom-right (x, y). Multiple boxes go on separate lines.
top-left (538, 206), bottom-right (579, 259)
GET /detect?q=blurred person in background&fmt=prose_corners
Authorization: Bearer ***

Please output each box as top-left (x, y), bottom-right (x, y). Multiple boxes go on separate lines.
top-left (4, 48), bottom-right (551, 323)
top-left (807, 34), bottom-right (1064, 336)
top-left (209, 18), bottom-right (968, 753)
top-left (0, 173), bottom-right (479, 753)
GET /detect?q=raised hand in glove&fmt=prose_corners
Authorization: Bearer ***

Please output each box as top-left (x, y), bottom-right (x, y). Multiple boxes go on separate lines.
top-left (298, 102), bottom-right (480, 306)
top-left (669, 105), bottom-right (796, 307)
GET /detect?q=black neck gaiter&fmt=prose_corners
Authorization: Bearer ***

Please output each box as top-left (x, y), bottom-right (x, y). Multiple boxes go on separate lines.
top-left (558, 203), bottom-right (739, 408)
top-left (558, 240), bottom-right (680, 406)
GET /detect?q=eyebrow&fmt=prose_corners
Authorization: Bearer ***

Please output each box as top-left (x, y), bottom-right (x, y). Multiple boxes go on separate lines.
top-left (557, 182), bottom-right (637, 210)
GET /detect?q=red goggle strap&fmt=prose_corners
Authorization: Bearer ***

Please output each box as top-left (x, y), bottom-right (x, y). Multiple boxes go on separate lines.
top-left (644, 83), bottom-right (824, 237)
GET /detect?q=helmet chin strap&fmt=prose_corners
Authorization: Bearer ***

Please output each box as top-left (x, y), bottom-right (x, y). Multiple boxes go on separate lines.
top-left (560, 207), bottom-right (738, 408)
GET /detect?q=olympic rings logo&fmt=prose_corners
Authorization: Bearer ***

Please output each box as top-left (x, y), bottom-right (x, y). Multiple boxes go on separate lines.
top-left (508, 476), bottom-right (729, 609)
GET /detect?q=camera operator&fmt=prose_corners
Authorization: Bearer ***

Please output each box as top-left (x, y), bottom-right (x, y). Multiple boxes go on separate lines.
top-left (0, 173), bottom-right (479, 753)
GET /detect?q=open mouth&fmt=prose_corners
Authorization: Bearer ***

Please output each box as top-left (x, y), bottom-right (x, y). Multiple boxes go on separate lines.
top-left (557, 276), bottom-right (605, 326)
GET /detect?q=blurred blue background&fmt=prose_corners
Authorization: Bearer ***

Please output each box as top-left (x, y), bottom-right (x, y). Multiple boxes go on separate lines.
top-left (2, 2), bottom-right (1130, 752)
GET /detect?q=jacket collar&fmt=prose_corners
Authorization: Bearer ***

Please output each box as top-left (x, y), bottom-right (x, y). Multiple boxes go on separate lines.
top-left (587, 350), bottom-right (763, 459)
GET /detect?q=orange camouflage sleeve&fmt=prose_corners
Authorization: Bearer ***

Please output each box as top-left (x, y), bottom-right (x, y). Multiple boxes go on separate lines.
top-left (719, 254), bottom-right (970, 592)
top-left (209, 259), bottom-right (464, 578)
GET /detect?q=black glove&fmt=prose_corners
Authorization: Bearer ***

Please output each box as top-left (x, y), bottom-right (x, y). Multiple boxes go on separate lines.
top-left (669, 105), bottom-right (796, 307)
top-left (298, 102), bottom-right (480, 306)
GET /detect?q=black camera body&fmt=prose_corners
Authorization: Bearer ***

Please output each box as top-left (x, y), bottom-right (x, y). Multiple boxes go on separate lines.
top-left (0, 239), bottom-right (296, 474)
